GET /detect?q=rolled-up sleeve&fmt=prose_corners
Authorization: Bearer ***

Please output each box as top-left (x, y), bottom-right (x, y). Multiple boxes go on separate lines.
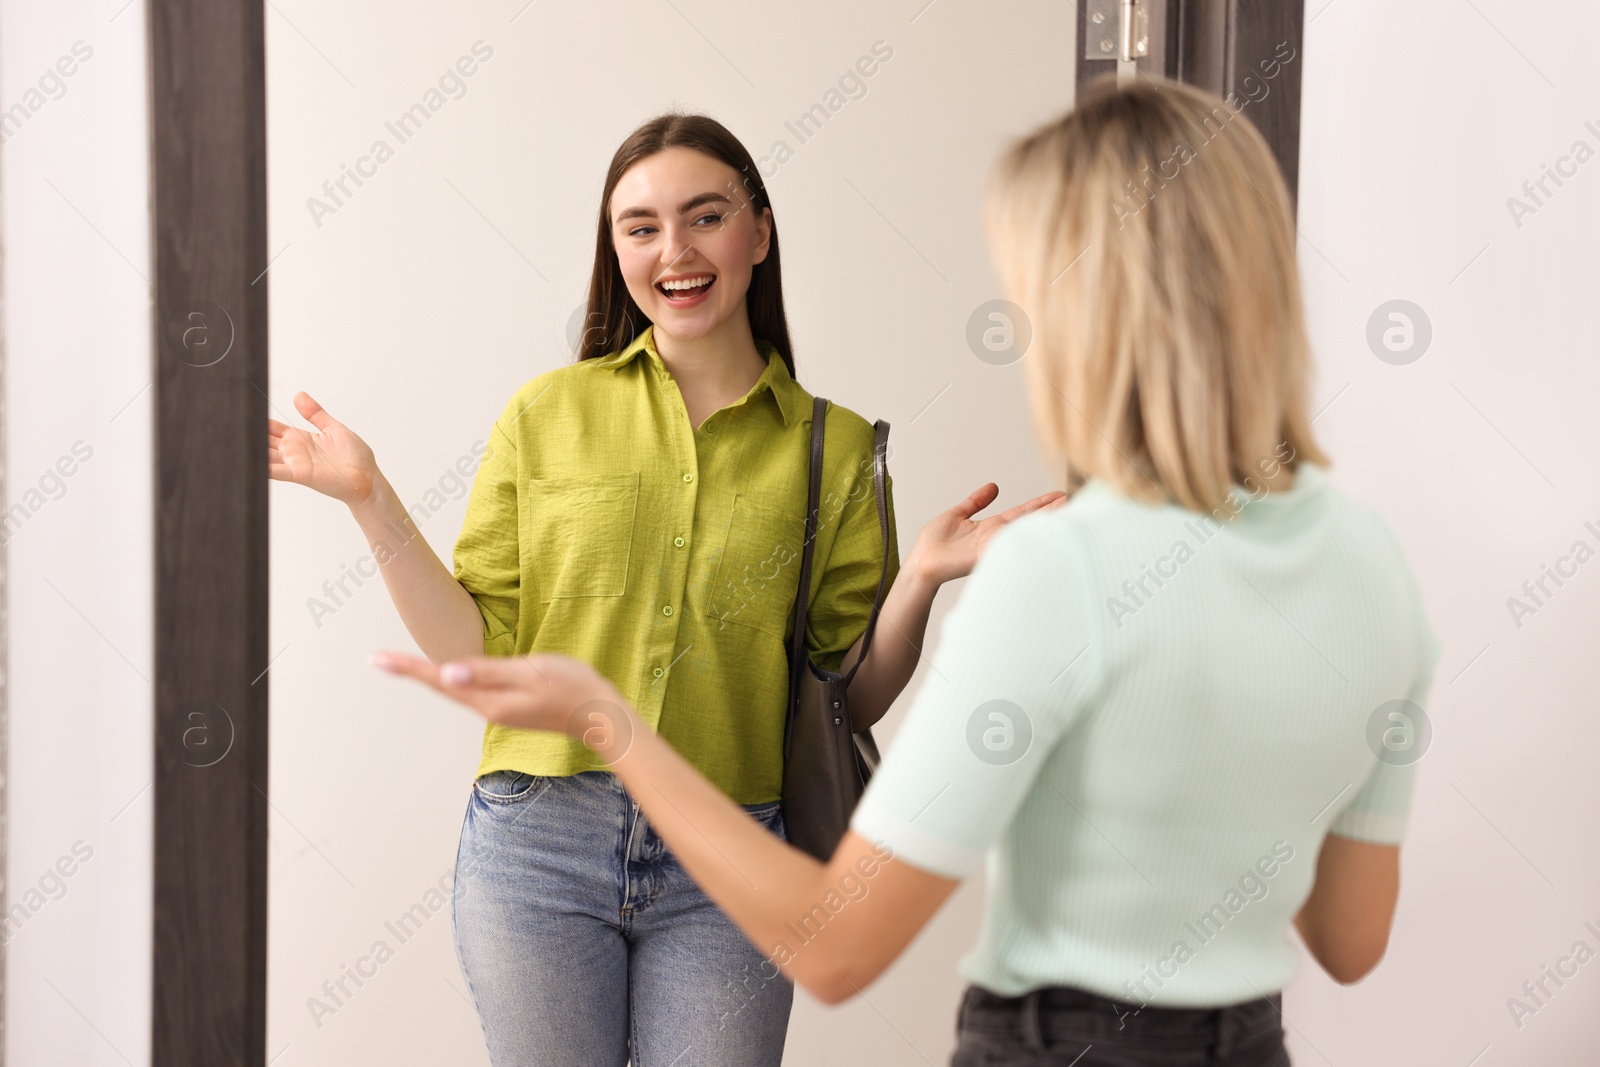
top-left (806, 464), bottom-right (901, 675)
top-left (452, 393), bottom-right (523, 658)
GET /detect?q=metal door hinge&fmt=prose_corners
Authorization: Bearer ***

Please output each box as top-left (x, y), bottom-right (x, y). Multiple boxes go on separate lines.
top-left (1084, 0), bottom-right (1150, 62)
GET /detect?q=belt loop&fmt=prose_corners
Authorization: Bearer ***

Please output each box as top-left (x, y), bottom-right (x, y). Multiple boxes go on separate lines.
top-left (1212, 1004), bottom-right (1232, 1058)
top-left (1020, 989), bottom-right (1047, 1054)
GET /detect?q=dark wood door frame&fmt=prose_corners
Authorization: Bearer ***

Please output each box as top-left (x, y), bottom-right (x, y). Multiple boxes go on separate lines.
top-left (1076, 0), bottom-right (1306, 201)
top-left (148, 0), bottom-right (270, 1063)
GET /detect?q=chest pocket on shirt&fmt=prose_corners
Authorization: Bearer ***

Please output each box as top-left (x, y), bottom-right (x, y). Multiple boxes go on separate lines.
top-left (525, 471), bottom-right (638, 602)
top-left (705, 492), bottom-right (805, 641)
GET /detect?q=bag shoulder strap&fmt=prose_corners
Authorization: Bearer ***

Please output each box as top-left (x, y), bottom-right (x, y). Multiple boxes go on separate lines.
top-left (786, 397), bottom-right (893, 689)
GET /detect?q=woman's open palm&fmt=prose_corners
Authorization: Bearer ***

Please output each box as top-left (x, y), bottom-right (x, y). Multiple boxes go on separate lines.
top-left (912, 483), bottom-right (1069, 585)
top-left (268, 391), bottom-right (379, 506)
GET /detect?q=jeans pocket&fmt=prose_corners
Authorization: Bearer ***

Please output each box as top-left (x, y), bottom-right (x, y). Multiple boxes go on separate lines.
top-left (473, 769), bottom-right (548, 804)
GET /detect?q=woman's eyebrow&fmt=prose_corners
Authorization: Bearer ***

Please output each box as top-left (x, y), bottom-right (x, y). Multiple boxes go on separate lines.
top-left (613, 191), bottom-right (732, 224)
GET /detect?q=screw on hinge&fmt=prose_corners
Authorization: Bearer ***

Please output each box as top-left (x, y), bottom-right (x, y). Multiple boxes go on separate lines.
top-left (1086, 0), bottom-right (1149, 62)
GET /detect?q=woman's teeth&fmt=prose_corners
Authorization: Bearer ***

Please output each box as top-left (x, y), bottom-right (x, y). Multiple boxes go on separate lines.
top-left (658, 276), bottom-right (715, 299)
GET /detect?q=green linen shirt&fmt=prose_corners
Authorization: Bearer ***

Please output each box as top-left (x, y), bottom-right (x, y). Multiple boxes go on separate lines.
top-left (452, 324), bottom-right (900, 803)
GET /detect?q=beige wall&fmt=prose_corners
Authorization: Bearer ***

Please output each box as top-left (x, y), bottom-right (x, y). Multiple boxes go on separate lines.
top-left (260, 2), bottom-right (1600, 1065)
top-left (2, 2), bottom-right (152, 1065)
top-left (1288, 2), bottom-right (1600, 1062)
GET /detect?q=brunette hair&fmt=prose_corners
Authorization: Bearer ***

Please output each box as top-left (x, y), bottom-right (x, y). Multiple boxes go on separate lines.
top-left (577, 113), bottom-right (795, 377)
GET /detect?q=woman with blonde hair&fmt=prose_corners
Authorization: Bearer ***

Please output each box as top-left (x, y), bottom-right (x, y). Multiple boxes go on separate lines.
top-left (378, 76), bottom-right (1440, 1066)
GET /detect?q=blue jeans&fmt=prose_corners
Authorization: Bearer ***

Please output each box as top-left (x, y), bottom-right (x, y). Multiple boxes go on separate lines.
top-left (452, 768), bottom-right (794, 1067)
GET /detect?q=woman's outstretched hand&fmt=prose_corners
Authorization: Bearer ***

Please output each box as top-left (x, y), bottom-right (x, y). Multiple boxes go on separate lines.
top-left (370, 649), bottom-right (629, 744)
top-left (268, 391), bottom-right (381, 507)
top-left (909, 483), bottom-right (1069, 586)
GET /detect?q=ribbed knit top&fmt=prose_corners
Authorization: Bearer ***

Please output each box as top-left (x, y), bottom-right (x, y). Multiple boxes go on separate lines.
top-left (849, 462), bottom-right (1440, 1006)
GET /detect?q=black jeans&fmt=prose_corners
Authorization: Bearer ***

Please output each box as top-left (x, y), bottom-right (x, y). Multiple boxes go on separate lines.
top-left (950, 984), bottom-right (1290, 1066)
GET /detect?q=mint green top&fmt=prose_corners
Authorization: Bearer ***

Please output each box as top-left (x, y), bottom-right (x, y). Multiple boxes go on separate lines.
top-left (849, 462), bottom-right (1441, 1006)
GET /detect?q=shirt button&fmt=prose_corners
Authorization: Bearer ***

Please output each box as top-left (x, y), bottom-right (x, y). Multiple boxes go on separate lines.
top-left (662, 605), bottom-right (674, 616)
top-left (652, 666), bottom-right (664, 678)
top-left (683, 472), bottom-right (694, 483)
top-left (673, 536), bottom-right (685, 548)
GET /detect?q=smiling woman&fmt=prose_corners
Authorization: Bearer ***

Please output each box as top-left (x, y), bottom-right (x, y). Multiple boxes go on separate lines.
top-left (271, 106), bottom-right (1061, 1067)
top-left (586, 136), bottom-right (783, 381)
top-left (427, 115), bottom-right (1059, 1066)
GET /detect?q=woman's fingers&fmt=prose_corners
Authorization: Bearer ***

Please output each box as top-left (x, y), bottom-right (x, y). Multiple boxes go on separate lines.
top-left (380, 650), bottom-right (637, 748)
top-left (293, 390), bottom-right (339, 432)
top-left (957, 484), bottom-right (1064, 528)
top-left (373, 651), bottom-right (540, 692)
top-left (440, 655), bottom-right (545, 690)
top-left (371, 651), bottom-right (607, 734)
top-left (371, 650), bottom-right (439, 683)
top-left (980, 488), bottom-right (1069, 527)
top-left (948, 482), bottom-right (1000, 521)
top-left (371, 652), bottom-right (509, 722)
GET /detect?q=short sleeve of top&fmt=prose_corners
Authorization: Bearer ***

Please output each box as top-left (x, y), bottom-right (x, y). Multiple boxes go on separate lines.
top-left (848, 513), bottom-right (1100, 879)
top-left (1328, 584), bottom-right (1443, 844)
top-left (451, 387), bottom-right (528, 659)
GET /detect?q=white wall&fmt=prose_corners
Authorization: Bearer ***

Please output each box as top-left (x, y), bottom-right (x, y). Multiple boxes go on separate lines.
top-left (1287, 1), bottom-right (1600, 1062)
top-left (257, 1), bottom-right (1600, 1065)
top-left (1, 2), bottom-right (152, 1065)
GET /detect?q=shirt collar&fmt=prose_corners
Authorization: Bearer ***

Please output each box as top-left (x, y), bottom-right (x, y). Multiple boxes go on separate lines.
top-left (597, 324), bottom-right (800, 428)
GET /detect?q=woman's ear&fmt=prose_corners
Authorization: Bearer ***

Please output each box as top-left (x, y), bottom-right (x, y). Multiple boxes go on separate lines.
top-left (752, 205), bottom-right (773, 265)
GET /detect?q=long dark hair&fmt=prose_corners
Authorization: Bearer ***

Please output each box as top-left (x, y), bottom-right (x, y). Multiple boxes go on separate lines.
top-left (577, 113), bottom-right (795, 378)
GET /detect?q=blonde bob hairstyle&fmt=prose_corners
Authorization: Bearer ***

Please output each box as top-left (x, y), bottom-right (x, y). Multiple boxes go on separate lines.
top-left (984, 75), bottom-right (1328, 515)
